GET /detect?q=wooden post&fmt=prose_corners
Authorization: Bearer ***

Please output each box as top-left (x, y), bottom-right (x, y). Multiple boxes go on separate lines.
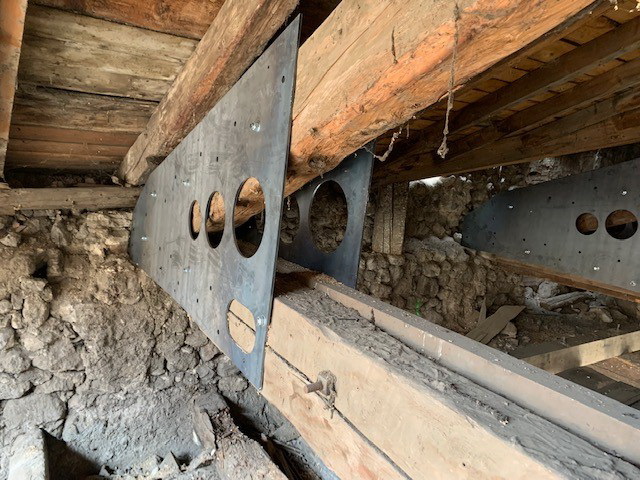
top-left (372, 182), bottom-right (408, 255)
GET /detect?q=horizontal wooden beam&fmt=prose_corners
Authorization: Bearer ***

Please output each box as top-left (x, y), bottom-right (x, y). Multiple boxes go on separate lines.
top-left (482, 253), bottom-right (640, 304)
top-left (519, 331), bottom-right (640, 374)
top-left (120, 0), bottom-right (603, 230)
top-left (0, 187), bottom-right (140, 214)
top-left (19, 6), bottom-right (197, 102)
top-left (227, 269), bottom-right (640, 477)
top-left (117, 0), bottom-right (299, 184)
top-left (32, 0), bottom-right (224, 39)
top-left (0, 0), bottom-right (28, 181)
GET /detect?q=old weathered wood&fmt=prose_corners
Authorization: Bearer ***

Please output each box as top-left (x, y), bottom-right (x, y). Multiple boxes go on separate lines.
top-left (521, 331), bottom-right (640, 374)
top-left (19, 6), bottom-right (197, 102)
top-left (120, 0), bottom-right (604, 229)
top-left (481, 253), bottom-right (640, 304)
top-left (0, 0), bottom-right (28, 181)
top-left (418, 14), bottom-right (640, 151)
top-left (226, 270), bottom-right (640, 477)
top-left (118, 0), bottom-right (299, 184)
top-left (379, 92), bottom-right (640, 184)
top-left (0, 187), bottom-right (140, 214)
top-left (302, 274), bottom-right (640, 465)
top-left (372, 183), bottom-right (408, 255)
top-left (466, 306), bottom-right (525, 344)
top-left (33, 0), bottom-right (224, 39)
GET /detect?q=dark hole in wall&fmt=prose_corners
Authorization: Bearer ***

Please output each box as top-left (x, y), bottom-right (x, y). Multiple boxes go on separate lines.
top-left (32, 260), bottom-right (48, 279)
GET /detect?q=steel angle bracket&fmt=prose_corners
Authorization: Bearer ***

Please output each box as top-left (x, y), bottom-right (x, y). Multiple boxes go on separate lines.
top-left (279, 144), bottom-right (375, 287)
top-left (129, 18), bottom-right (300, 389)
top-left (461, 159), bottom-right (640, 294)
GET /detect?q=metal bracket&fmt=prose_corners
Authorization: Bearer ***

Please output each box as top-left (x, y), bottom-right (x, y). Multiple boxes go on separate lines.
top-left (461, 159), bottom-right (640, 294)
top-left (278, 145), bottom-right (374, 287)
top-left (129, 18), bottom-right (300, 389)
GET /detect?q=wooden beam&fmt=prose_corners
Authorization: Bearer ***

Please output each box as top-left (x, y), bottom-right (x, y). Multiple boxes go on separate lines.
top-left (378, 91), bottom-right (640, 183)
top-left (226, 269), bottom-right (640, 476)
top-left (0, 0), bottom-right (28, 182)
top-left (372, 183), bottom-right (408, 255)
top-left (19, 6), bottom-right (197, 102)
top-left (32, 0), bottom-right (224, 39)
top-left (0, 187), bottom-right (140, 214)
top-left (119, 0), bottom-right (605, 229)
top-left (117, 0), bottom-right (299, 184)
top-left (519, 331), bottom-right (640, 374)
top-left (484, 253), bottom-right (640, 304)
top-left (302, 274), bottom-right (640, 466)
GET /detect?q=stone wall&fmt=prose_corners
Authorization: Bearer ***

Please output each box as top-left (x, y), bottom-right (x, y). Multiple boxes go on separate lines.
top-left (0, 211), bottom-right (327, 479)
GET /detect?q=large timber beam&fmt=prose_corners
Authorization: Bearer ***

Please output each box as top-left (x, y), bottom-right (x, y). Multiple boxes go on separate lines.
top-left (226, 268), bottom-right (640, 478)
top-left (119, 0), bottom-right (604, 229)
top-left (117, 0), bottom-right (298, 184)
top-left (0, 0), bottom-right (28, 183)
top-left (0, 187), bottom-right (141, 215)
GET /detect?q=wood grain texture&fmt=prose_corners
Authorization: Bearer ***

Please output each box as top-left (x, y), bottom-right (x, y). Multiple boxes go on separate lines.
top-left (19, 6), bottom-right (197, 101)
top-left (32, 0), bottom-right (224, 39)
top-left (0, 186), bottom-right (140, 214)
top-left (0, 0), bottom-right (28, 180)
top-left (10, 86), bottom-right (156, 133)
top-left (379, 91), bottom-right (640, 183)
top-left (226, 273), bottom-right (640, 478)
top-left (523, 331), bottom-right (640, 374)
top-left (118, 0), bottom-right (299, 184)
top-left (134, 0), bottom-right (602, 228)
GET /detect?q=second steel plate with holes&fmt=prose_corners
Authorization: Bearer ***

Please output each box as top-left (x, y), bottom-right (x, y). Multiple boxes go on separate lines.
top-left (461, 159), bottom-right (640, 293)
top-left (279, 145), bottom-right (374, 287)
top-left (129, 18), bottom-right (300, 389)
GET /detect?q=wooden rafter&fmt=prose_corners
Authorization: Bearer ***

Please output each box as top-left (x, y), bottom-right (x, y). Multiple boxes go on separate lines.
top-left (0, 0), bottom-right (28, 183)
top-left (117, 0), bottom-right (299, 184)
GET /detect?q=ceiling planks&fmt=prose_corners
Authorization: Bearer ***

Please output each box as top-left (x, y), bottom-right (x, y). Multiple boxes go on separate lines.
top-left (32, 0), bottom-right (224, 39)
top-left (19, 6), bottom-right (197, 102)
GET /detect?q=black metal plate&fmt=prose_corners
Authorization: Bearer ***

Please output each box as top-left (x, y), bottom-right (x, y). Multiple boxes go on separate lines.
top-left (279, 145), bottom-right (374, 287)
top-left (462, 159), bottom-right (640, 293)
top-left (129, 18), bottom-right (300, 389)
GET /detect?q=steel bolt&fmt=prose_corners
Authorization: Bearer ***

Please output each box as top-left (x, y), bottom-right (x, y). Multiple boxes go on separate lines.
top-left (622, 190), bottom-right (628, 196)
top-left (183, 267), bottom-right (191, 273)
top-left (256, 316), bottom-right (266, 327)
top-left (150, 191), bottom-right (158, 197)
top-left (182, 179), bottom-right (190, 186)
top-left (508, 205), bottom-right (514, 209)
top-left (593, 266), bottom-right (600, 271)
top-left (250, 122), bottom-right (261, 132)
top-left (304, 380), bottom-right (324, 394)
top-left (524, 250), bottom-right (531, 255)
top-left (141, 236), bottom-right (148, 241)
top-left (631, 281), bottom-right (637, 287)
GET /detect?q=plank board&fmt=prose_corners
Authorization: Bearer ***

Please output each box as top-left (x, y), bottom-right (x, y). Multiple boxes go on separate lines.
top-left (522, 331), bottom-right (640, 374)
top-left (225, 270), bottom-right (640, 478)
top-left (18, 6), bottom-right (197, 101)
top-left (0, 186), bottom-right (140, 214)
top-left (32, 0), bottom-right (224, 39)
top-left (372, 183), bottom-right (408, 255)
